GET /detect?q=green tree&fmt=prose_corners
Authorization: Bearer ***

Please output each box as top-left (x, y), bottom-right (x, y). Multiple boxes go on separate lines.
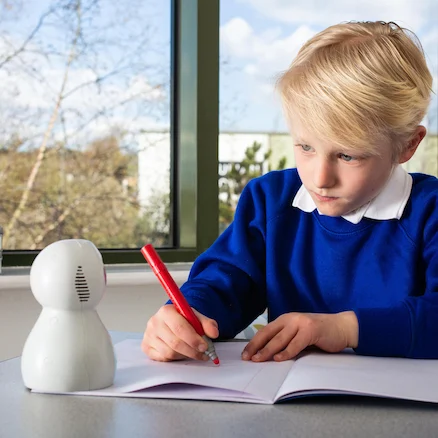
top-left (219, 141), bottom-right (286, 232)
top-left (134, 188), bottom-right (170, 248)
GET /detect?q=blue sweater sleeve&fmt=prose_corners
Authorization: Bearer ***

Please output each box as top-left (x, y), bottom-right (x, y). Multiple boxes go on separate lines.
top-left (354, 192), bottom-right (438, 359)
top-left (178, 180), bottom-right (268, 338)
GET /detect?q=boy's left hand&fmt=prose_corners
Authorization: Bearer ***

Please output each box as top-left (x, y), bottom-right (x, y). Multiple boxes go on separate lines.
top-left (241, 311), bottom-right (358, 362)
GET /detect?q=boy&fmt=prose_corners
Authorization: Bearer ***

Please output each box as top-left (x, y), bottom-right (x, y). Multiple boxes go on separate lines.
top-left (142, 21), bottom-right (438, 363)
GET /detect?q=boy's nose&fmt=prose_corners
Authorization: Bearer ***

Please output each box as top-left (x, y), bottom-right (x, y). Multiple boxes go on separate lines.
top-left (313, 160), bottom-right (336, 189)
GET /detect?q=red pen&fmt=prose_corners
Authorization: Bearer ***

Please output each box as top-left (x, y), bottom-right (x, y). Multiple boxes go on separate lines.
top-left (141, 244), bottom-right (220, 365)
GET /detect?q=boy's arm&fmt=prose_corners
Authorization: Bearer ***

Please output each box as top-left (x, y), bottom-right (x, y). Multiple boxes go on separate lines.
top-left (353, 210), bottom-right (438, 359)
top-left (178, 180), bottom-right (268, 339)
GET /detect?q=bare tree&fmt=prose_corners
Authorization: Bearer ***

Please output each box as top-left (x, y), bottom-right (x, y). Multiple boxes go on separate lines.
top-left (3, 2), bottom-right (82, 244)
top-left (0, 0), bottom-right (170, 249)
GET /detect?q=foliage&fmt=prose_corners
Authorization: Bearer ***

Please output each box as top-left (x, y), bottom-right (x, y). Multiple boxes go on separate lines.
top-left (134, 184), bottom-right (170, 248)
top-left (0, 136), bottom-right (140, 248)
top-left (219, 141), bottom-right (287, 232)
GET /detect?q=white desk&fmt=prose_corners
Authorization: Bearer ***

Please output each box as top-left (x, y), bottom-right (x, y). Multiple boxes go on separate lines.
top-left (1, 331), bottom-right (438, 438)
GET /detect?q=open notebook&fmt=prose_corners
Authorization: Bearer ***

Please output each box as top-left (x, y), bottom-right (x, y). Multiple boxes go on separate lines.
top-left (37, 339), bottom-right (438, 404)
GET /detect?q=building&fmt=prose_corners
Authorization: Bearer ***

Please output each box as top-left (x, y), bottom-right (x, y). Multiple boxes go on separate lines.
top-left (137, 131), bottom-right (438, 212)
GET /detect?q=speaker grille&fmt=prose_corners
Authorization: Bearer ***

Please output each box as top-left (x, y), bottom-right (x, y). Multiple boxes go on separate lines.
top-left (75, 266), bottom-right (90, 302)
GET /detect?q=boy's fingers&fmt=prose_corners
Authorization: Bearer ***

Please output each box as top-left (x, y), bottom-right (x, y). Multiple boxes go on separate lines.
top-left (250, 327), bottom-right (298, 362)
top-left (274, 331), bottom-right (311, 361)
top-left (241, 323), bottom-right (283, 360)
top-left (144, 346), bottom-right (166, 362)
top-left (159, 322), bottom-right (208, 361)
top-left (161, 306), bottom-right (207, 351)
top-left (144, 305), bottom-right (217, 362)
top-left (203, 323), bottom-right (219, 340)
top-left (194, 310), bottom-right (219, 339)
top-left (147, 338), bottom-right (185, 361)
top-left (142, 331), bottom-right (179, 362)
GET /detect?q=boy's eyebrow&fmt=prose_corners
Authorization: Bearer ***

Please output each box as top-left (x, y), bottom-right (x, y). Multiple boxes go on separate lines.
top-left (293, 137), bottom-right (309, 144)
top-left (336, 147), bottom-right (366, 156)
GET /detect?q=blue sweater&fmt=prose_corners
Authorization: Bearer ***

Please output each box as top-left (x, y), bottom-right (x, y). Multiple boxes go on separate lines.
top-left (180, 168), bottom-right (438, 358)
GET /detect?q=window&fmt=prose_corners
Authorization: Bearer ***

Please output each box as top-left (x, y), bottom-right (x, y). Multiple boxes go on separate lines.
top-left (1, 0), bottom-right (220, 266)
top-left (219, 0), bottom-right (438, 230)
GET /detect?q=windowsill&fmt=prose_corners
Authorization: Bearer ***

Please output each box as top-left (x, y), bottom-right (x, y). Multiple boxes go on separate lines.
top-left (0, 263), bottom-right (193, 290)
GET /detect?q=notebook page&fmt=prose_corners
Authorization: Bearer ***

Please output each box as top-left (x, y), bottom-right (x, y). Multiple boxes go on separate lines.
top-left (39, 339), bottom-right (294, 403)
top-left (276, 349), bottom-right (438, 403)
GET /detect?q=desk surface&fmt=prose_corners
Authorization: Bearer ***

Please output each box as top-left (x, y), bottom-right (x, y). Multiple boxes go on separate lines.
top-left (1, 332), bottom-right (438, 438)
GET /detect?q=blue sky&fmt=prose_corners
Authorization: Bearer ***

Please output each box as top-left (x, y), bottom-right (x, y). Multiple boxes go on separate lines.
top-left (220, 0), bottom-right (438, 133)
top-left (0, 0), bottom-right (171, 146)
top-left (0, 0), bottom-right (436, 141)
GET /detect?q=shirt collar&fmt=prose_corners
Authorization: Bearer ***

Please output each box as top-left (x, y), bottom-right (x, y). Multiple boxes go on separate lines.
top-left (292, 165), bottom-right (413, 224)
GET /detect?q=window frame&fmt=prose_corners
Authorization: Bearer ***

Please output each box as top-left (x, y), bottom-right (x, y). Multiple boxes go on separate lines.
top-left (2, 0), bottom-right (219, 267)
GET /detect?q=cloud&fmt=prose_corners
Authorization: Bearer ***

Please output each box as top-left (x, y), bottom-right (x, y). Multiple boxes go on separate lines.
top-left (0, 66), bottom-right (164, 112)
top-left (69, 115), bottom-right (168, 150)
top-left (221, 17), bottom-right (315, 77)
top-left (220, 17), bottom-right (317, 112)
top-left (220, 8), bottom-right (437, 131)
top-left (221, 14), bottom-right (437, 96)
top-left (61, 71), bottom-right (165, 114)
top-left (0, 34), bottom-right (168, 144)
top-left (238, 0), bottom-right (437, 30)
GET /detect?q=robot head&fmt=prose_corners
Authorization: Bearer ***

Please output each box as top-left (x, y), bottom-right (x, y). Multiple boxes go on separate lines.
top-left (30, 239), bottom-right (107, 310)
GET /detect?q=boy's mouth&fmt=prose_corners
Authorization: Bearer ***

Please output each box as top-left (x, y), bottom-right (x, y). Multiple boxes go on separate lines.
top-left (313, 192), bottom-right (339, 202)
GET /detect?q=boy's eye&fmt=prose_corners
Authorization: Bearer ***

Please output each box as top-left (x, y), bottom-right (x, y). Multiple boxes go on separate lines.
top-left (339, 153), bottom-right (355, 162)
top-left (300, 144), bottom-right (312, 152)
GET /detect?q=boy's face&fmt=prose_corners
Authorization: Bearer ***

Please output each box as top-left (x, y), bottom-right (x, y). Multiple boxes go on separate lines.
top-left (290, 114), bottom-right (394, 217)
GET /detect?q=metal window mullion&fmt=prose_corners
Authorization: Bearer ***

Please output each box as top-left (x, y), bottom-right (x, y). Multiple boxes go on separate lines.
top-left (196, 0), bottom-right (220, 254)
top-left (176, 0), bottom-right (219, 254)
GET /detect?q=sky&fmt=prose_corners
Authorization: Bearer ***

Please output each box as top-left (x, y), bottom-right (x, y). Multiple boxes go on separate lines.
top-left (0, 0), bottom-right (171, 149)
top-left (220, 0), bottom-right (438, 133)
top-left (0, 0), bottom-right (437, 144)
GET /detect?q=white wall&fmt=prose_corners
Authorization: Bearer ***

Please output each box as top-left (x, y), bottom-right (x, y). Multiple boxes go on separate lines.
top-left (137, 132), bottom-right (171, 213)
top-left (218, 133), bottom-right (270, 162)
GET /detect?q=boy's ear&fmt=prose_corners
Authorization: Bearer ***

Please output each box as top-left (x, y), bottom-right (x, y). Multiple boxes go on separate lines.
top-left (398, 125), bottom-right (427, 164)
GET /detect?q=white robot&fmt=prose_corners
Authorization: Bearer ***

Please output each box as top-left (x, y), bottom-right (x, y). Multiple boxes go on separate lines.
top-left (21, 239), bottom-right (116, 392)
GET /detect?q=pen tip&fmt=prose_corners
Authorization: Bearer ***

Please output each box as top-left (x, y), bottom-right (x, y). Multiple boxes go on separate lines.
top-left (213, 358), bottom-right (220, 365)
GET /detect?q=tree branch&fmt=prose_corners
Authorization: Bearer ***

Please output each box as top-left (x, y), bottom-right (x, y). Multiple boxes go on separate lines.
top-left (29, 197), bottom-right (82, 250)
top-left (0, 8), bottom-right (53, 69)
top-left (3, 1), bottom-right (82, 246)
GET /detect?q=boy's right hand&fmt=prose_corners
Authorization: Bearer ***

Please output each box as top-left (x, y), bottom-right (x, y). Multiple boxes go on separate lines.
top-left (141, 304), bottom-right (219, 362)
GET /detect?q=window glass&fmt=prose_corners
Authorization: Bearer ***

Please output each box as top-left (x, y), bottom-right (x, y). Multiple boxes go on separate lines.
top-left (219, 1), bottom-right (438, 230)
top-left (0, 0), bottom-right (171, 250)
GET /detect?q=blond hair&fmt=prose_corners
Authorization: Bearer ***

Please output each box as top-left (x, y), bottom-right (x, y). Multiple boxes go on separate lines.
top-left (277, 21), bottom-right (433, 159)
